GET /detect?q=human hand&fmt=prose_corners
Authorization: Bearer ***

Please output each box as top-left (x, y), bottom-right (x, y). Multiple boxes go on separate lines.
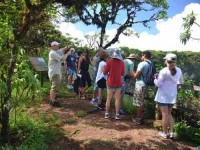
top-left (64, 45), bottom-right (72, 53)
top-left (154, 73), bottom-right (159, 79)
top-left (77, 74), bottom-right (82, 78)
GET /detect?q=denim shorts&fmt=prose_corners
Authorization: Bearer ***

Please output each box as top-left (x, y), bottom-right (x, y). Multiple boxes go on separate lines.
top-left (107, 85), bottom-right (122, 90)
top-left (157, 102), bottom-right (174, 107)
top-left (66, 68), bottom-right (76, 76)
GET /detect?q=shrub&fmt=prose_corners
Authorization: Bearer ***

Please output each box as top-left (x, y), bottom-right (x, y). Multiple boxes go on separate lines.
top-left (174, 121), bottom-right (200, 145)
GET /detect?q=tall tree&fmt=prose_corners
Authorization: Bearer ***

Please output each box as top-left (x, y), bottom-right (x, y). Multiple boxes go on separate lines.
top-left (180, 11), bottom-right (200, 45)
top-left (0, 0), bottom-right (66, 142)
top-left (58, 0), bottom-right (168, 48)
top-left (0, 0), bottom-right (89, 142)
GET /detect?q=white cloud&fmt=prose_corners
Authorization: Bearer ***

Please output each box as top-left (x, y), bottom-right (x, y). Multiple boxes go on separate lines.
top-left (58, 3), bottom-right (200, 52)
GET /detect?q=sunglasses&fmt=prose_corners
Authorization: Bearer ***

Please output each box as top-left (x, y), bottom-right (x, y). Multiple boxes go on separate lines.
top-left (167, 61), bottom-right (175, 64)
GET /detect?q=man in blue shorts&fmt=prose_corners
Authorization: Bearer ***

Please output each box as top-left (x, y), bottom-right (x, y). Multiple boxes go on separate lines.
top-left (65, 48), bottom-right (76, 89)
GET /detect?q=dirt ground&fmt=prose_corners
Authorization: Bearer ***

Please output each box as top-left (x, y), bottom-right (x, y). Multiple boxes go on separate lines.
top-left (36, 95), bottom-right (195, 150)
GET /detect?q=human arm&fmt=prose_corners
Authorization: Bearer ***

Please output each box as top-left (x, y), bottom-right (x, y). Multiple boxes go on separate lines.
top-left (103, 61), bottom-right (109, 75)
top-left (132, 70), bottom-right (141, 79)
top-left (121, 61), bottom-right (125, 76)
top-left (62, 45), bottom-right (72, 54)
top-left (178, 69), bottom-right (184, 84)
top-left (130, 62), bottom-right (142, 79)
top-left (154, 69), bottom-right (165, 87)
top-left (77, 56), bottom-right (83, 74)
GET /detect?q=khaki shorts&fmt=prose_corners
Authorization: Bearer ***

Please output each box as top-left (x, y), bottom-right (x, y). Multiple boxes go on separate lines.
top-left (51, 74), bottom-right (60, 92)
top-left (133, 85), bottom-right (146, 107)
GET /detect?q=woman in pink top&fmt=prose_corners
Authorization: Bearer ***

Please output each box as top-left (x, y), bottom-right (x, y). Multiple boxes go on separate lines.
top-left (103, 49), bottom-right (125, 120)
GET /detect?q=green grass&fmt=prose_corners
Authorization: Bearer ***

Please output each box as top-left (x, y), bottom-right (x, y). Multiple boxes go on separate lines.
top-left (77, 110), bottom-right (87, 118)
top-left (123, 95), bottom-right (136, 115)
top-left (3, 110), bottom-right (57, 150)
top-left (65, 117), bottom-right (77, 124)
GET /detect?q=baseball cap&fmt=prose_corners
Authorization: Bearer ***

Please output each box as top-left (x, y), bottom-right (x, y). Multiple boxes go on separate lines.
top-left (163, 53), bottom-right (177, 61)
top-left (51, 41), bottom-right (60, 46)
top-left (70, 48), bottom-right (75, 52)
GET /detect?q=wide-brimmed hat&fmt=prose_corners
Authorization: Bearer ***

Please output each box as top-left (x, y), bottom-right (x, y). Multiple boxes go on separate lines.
top-left (107, 48), bottom-right (123, 60)
top-left (127, 53), bottom-right (137, 59)
top-left (163, 53), bottom-right (177, 61)
top-left (51, 41), bottom-right (60, 46)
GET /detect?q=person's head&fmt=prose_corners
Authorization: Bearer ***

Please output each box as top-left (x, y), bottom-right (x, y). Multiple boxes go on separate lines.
top-left (97, 47), bottom-right (104, 56)
top-left (126, 53), bottom-right (137, 62)
top-left (51, 41), bottom-right (60, 50)
top-left (163, 53), bottom-right (177, 69)
top-left (78, 51), bottom-right (83, 57)
top-left (141, 50), bottom-right (151, 61)
top-left (100, 51), bottom-right (108, 61)
top-left (69, 48), bottom-right (75, 54)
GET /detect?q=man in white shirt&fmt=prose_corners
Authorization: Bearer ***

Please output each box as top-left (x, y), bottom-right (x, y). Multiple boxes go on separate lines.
top-left (48, 41), bottom-right (71, 107)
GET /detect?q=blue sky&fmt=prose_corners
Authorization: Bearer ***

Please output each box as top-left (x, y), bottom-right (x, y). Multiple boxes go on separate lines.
top-left (58, 1), bottom-right (200, 51)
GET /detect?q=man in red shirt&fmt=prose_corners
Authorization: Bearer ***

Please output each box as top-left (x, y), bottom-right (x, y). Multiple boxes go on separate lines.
top-left (103, 49), bottom-right (125, 120)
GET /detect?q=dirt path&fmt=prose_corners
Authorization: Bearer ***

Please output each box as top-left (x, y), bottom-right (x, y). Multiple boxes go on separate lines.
top-left (36, 96), bottom-right (194, 150)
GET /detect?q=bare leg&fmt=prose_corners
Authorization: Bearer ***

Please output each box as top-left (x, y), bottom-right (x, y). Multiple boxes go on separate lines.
top-left (68, 75), bottom-right (73, 85)
top-left (105, 88), bottom-right (113, 114)
top-left (81, 85), bottom-right (88, 94)
top-left (160, 106), bottom-right (169, 134)
top-left (136, 106), bottom-right (144, 118)
top-left (168, 107), bottom-right (174, 133)
top-left (114, 88), bottom-right (121, 115)
top-left (98, 88), bottom-right (103, 104)
top-left (50, 89), bottom-right (56, 102)
top-left (120, 90), bottom-right (123, 108)
top-left (92, 90), bottom-right (98, 99)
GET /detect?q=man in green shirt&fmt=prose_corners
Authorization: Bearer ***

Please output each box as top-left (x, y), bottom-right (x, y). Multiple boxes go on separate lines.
top-left (120, 53), bottom-right (137, 115)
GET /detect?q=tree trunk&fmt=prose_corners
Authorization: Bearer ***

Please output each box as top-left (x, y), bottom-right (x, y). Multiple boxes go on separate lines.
top-left (0, 44), bottom-right (17, 143)
top-left (1, 100), bottom-right (9, 143)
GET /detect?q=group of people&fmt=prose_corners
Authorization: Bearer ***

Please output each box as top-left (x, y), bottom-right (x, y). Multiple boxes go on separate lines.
top-left (63, 47), bottom-right (92, 98)
top-left (48, 41), bottom-right (183, 139)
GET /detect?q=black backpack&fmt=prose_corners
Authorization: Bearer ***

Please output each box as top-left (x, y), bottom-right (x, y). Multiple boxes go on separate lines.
top-left (142, 61), bottom-right (157, 86)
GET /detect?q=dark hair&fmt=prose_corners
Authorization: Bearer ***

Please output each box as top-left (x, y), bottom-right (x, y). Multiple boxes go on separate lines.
top-left (100, 51), bottom-right (107, 61)
top-left (78, 51), bottom-right (83, 56)
top-left (142, 50), bottom-right (151, 59)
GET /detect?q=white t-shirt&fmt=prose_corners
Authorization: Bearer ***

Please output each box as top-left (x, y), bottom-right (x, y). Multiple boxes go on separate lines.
top-left (48, 49), bottom-right (65, 80)
top-left (95, 61), bottom-right (107, 83)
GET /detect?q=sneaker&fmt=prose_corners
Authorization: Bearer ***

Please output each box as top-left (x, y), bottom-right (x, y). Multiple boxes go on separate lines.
top-left (50, 101), bottom-right (61, 107)
top-left (115, 114), bottom-right (121, 120)
top-left (90, 98), bottom-right (98, 104)
top-left (97, 103), bottom-right (105, 110)
top-left (169, 132), bottom-right (174, 139)
top-left (159, 132), bottom-right (168, 139)
top-left (119, 108), bottom-right (126, 115)
top-left (132, 117), bottom-right (144, 125)
top-left (104, 113), bottom-right (110, 119)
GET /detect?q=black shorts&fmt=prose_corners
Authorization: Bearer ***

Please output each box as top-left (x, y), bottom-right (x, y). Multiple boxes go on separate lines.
top-left (80, 71), bottom-right (92, 87)
top-left (97, 78), bottom-right (106, 89)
